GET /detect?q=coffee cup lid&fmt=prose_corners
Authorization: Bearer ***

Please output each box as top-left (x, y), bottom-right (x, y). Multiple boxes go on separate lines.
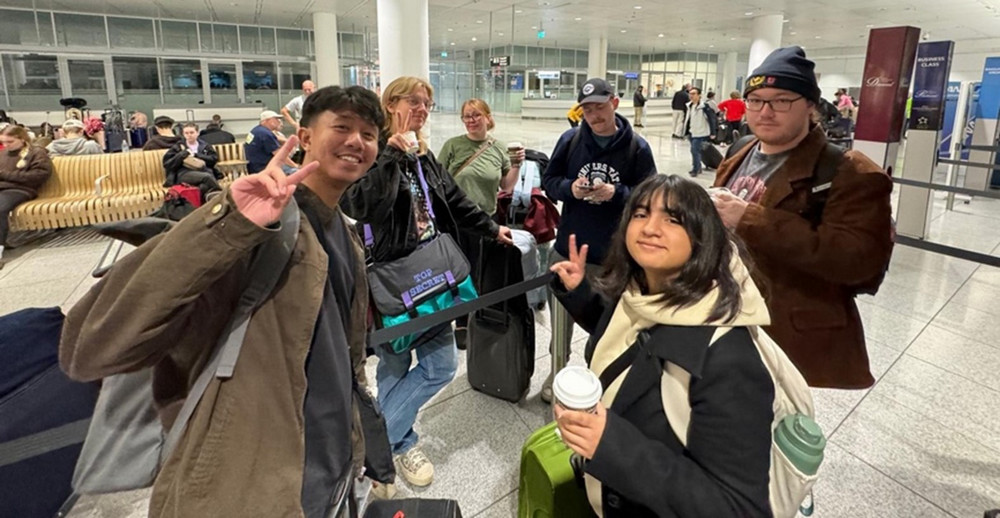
top-left (507, 141), bottom-right (523, 148)
top-left (552, 366), bottom-right (603, 410)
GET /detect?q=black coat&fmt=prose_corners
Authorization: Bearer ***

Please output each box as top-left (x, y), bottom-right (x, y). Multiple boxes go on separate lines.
top-left (341, 141), bottom-right (499, 263)
top-left (633, 90), bottom-right (647, 107)
top-left (555, 280), bottom-right (774, 518)
top-left (199, 127), bottom-right (237, 146)
top-left (671, 90), bottom-right (690, 111)
top-left (162, 139), bottom-right (221, 185)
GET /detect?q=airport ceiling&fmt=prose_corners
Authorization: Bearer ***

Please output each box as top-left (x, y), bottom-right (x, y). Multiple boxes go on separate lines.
top-left (7, 0), bottom-right (1000, 55)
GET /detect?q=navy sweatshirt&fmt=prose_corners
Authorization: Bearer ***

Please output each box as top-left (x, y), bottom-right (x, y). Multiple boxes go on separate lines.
top-left (542, 113), bottom-right (656, 264)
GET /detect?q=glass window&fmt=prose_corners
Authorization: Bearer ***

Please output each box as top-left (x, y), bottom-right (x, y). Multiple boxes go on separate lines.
top-left (278, 61), bottom-right (312, 100)
top-left (68, 59), bottom-right (107, 96)
top-left (577, 50), bottom-right (588, 68)
top-left (561, 49), bottom-right (575, 69)
top-left (108, 17), bottom-right (155, 49)
top-left (160, 20), bottom-right (198, 51)
top-left (277, 29), bottom-right (309, 56)
top-left (526, 46), bottom-right (542, 67)
top-left (243, 61), bottom-right (276, 90)
top-left (2, 54), bottom-right (61, 110)
top-left (113, 57), bottom-right (160, 118)
top-left (54, 13), bottom-right (108, 48)
top-left (162, 59), bottom-right (202, 93)
top-left (0, 9), bottom-right (55, 46)
top-left (201, 23), bottom-right (239, 53)
top-left (543, 48), bottom-right (559, 68)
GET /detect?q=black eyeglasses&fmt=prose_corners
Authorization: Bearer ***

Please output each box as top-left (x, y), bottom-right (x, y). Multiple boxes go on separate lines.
top-left (745, 96), bottom-right (804, 112)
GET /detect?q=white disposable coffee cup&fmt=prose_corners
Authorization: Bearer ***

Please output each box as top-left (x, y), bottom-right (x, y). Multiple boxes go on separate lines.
top-left (552, 366), bottom-right (603, 413)
top-left (507, 141), bottom-right (524, 166)
top-left (402, 131), bottom-right (419, 154)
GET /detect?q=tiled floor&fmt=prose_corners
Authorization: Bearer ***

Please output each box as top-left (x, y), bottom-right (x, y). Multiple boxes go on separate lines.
top-left (5, 114), bottom-right (1000, 517)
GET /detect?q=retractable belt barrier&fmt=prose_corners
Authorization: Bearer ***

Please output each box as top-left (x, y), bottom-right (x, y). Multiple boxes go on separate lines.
top-left (894, 235), bottom-right (1000, 268)
top-left (891, 177), bottom-right (1000, 201)
top-left (368, 272), bottom-right (555, 347)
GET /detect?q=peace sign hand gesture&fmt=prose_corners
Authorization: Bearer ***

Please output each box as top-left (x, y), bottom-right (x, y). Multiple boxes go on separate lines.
top-left (231, 135), bottom-right (319, 228)
top-left (549, 234), bottom-right (589, 292)
top-left (386, 110), bottom-right (415, 153)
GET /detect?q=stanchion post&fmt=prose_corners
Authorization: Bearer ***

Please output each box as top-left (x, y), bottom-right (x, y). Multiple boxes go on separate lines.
top-left (551, 301), bottom-right (569, 374)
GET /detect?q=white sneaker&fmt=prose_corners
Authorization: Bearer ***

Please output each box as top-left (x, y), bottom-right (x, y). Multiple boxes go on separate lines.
top-left (397, 447), bottom-right (434, 487)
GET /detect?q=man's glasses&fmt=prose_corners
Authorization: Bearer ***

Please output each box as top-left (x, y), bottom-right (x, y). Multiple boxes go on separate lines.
top-left (461, 113), bottom-right (483, 122)
top-left (404, 96), bottom-right (435, 110)
top-left (745, 96), bottom-right (804, 112)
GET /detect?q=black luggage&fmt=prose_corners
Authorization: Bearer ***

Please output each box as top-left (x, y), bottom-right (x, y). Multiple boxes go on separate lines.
top-left (0, 308), bottom-right (100, 518)
top-left (364, 498), bottom-right (463, 517)
top-left (467, 239), bottom-right (535, 402)
top-left (701, 140), bottom-right (724, 170)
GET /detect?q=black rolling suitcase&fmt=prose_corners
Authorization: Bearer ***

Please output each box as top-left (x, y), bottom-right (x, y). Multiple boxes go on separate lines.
top-left (0, 308), bottom-right (100, 518)
top-left (467, 239), bottom-right (535, 402)
top-left (363, 498), bottom-right (463, 517)
top-left (701, 140), bottom-right (724, 170)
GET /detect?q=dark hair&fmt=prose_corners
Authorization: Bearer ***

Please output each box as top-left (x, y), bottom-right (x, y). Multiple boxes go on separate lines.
top-left (707, 91), bottom-right (716, 99)
top-left (300, 85), bottom-right (384, 130)
top-left (183, 122), bottom-right (198, 130)
top-left (690, 87), bottom-right (702, 95)
top-left (595, 174), bottom-right (747, 324)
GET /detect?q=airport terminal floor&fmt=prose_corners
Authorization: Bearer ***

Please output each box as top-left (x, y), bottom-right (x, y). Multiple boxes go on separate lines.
top-left (3, 114), bottom-right (1000, 517)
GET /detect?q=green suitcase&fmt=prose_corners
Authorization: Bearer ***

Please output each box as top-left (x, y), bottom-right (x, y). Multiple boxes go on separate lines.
top-left (518, 421), bottom-right (596, 518)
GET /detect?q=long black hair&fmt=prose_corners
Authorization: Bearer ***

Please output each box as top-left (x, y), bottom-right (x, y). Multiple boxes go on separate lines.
top-left (594, 174), bottom-right (749, 324)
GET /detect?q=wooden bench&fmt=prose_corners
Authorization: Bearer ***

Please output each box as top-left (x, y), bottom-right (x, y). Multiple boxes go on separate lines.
top-left (214, 142), bottom-right (248, 181)
top-left (10, 150), bottom-right (169, 232)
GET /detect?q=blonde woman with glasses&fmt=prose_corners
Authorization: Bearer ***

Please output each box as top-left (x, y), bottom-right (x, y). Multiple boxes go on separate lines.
top-left (342, 77), bottom-right (512, 496)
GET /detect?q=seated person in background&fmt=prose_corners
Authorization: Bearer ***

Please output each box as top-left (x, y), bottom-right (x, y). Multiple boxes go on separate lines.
top-left (246, 111), bottom-right (296, 174)
top-left (46, 119), bottom-right (103, 156)
top-left (33, 122), bottom-right (56, 149)
top-left (551, 174), bottom-right (777, 517)
top-left (143, 116), bottom-right (182, 150)
top-left (200, 115), bottom-right (236, 146)
top-left (162, 123), bottom-right (222, 202)
top-left (0, 125), bottom-right (53, 269)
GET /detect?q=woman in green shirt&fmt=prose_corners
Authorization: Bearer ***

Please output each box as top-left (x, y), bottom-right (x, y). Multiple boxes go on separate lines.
top-left (439, 99), bottom-right (525, 347)
top-left (438, 99), bottom-right (523, 215)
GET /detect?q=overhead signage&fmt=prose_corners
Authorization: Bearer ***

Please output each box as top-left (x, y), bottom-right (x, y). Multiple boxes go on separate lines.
top-left (537, 70), bottom-right (560, 80)
top-left (624, 72), bottom-right (639, 80)
top-left (489, 55), bottom-right (510, 67)
top-left (908, 41), bottom-right (954, 131)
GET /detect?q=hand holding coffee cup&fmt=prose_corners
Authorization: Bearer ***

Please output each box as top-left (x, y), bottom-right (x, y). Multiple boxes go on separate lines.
top-left (552, 366), bottom-right (607, 460)
top-left (507, 141), bottom-right (525, 167)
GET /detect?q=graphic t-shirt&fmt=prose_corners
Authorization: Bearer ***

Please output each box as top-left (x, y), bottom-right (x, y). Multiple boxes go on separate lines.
top-left (404, 161), bottom-right (438, 243)
top-left (725, 143), bottom-right (791, 203)
top-left (244, 125), bottom-right (280, 173)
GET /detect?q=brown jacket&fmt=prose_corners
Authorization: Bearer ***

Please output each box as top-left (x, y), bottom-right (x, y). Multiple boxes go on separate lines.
top-left (60, 188), bottom-right (370, 517)
top-left (714, 125), bottom-right (893, 389)
top-left (0, 146), bottom-right (53, 197)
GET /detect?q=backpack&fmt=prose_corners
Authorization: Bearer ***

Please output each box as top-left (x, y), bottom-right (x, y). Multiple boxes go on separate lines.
top-left (724, 136), bottom-right (892, 295)
top-left (66, 199), bottom-right (300, 497)
top-left (600, 325), bottom-right (822, 518)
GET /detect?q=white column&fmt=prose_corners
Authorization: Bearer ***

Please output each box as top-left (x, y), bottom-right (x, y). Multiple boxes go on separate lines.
top-left (313, 12), bottom-right (341, 88)
top-left (376, 0), bottom-right (430, 88)
top-left (587, 36), bottom-right (608, 79)
top-left (722, 51), bottom-right (738, 94)
top-left (747, 14), bottom-right (784, 76)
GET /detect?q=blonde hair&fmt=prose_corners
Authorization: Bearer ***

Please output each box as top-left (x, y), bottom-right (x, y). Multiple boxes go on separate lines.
top-left (1, 124), bottom-right (32, 146)
top-left (382, 76), bottom-right (435, 154)
top-left (461, 98), bottom-right (495, 131)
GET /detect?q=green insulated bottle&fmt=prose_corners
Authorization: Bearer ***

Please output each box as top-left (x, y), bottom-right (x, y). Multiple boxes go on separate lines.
top-left (773, 414), bottom-right (826, 476)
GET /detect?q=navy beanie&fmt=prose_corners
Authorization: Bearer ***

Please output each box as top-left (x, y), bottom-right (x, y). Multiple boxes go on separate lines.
top-left (744, 46), bottom-right (821, 103)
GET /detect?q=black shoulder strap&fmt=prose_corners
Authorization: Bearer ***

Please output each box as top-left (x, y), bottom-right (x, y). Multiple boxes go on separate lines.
top-left (802, 143), bottom-right (846, 225)
top-left (725, 134), bottom-right (756, 161)
top-left (626, 132), bottom-right (639, 166)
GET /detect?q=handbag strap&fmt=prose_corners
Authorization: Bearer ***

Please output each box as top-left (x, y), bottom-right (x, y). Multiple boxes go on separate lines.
top-left (413, 158), bottom-right (437, 222)
top-left (453, 138), bottom-right (495, 178)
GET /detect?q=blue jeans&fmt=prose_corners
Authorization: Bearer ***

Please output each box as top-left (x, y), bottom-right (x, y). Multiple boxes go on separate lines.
top-left (690, 136), bottom-right (706, 173)
top-left (376, 325), bottom-right (458, 455)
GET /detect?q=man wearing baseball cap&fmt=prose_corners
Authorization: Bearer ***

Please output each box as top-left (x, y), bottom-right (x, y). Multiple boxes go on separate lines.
top-left (712, 46), bottom-right (894, 390)
top-left (539, 77), bottom-right (657, 403)
top-left (46, 119), bottom-right (102, 156)
top-left (245, 110), bottom-right (296, 174)
top-left (143, 116), bottom-right (182, 151)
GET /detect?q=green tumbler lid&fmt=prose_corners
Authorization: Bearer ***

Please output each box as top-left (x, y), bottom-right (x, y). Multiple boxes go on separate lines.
top-left (774, 414), bottom-right (826, 476)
